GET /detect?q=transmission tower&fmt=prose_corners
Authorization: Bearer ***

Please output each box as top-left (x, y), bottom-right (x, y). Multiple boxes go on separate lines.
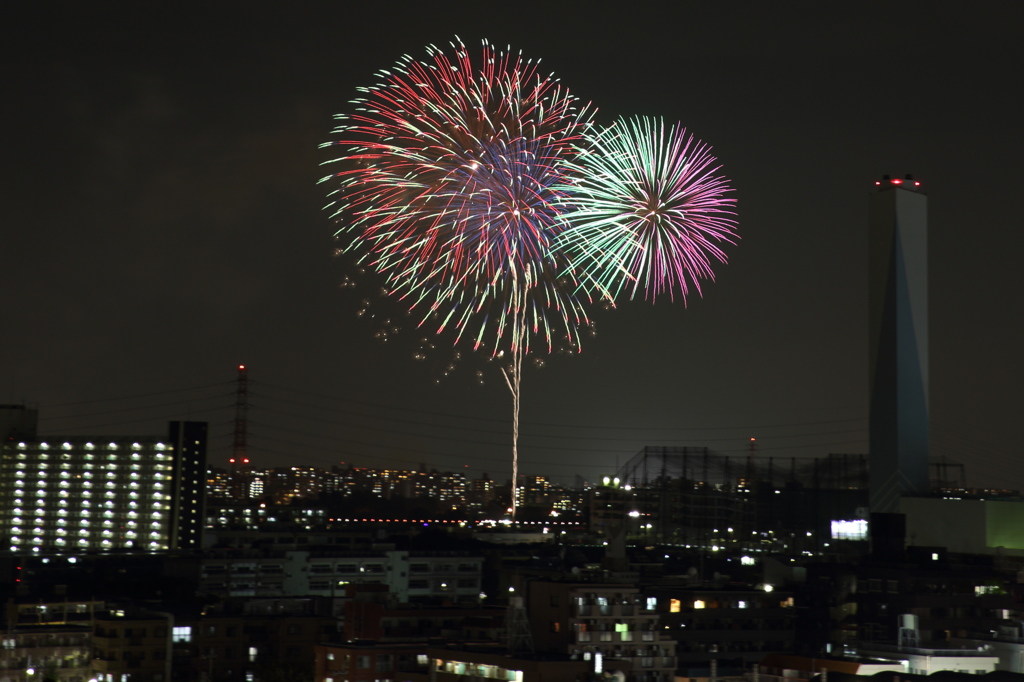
top-left (504, 595), bottom-right (534, 656)
top-left (229, 364), bottom-right (250, 481)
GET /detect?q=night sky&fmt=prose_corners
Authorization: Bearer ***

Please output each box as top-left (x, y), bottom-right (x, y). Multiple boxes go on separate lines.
top-left (4, 3), bottom-right (1022, 489)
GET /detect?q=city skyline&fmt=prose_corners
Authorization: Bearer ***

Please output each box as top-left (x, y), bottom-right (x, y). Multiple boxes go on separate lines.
top-left (4, 4), bottom-right (1022, 489)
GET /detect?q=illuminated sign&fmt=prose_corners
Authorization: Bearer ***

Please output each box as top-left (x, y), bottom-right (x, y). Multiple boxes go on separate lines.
top-left (830, 519), bottom-right (868, 540)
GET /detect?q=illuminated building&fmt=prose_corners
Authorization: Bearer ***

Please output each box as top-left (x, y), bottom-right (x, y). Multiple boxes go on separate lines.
top-left (91, 610), bottom-right (173, 682)
top-left (527, 581), bottom-right (677, 682)
top-left (0, 419), bottom-right (207, 554)
top-left (869, 174), bottom-right (930, 512)
top-left (198, 549), bottom-right (483, 602)
top-left (0, 624), bottom-right (93, 680)
top-left (652, 586), bottom-right (796, 677)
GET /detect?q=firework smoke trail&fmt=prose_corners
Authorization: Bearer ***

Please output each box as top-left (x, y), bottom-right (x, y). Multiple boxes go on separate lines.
top-left (557, 116), bottom-right (738, 303)
top-left (320, 39), bottom-right (594, 519)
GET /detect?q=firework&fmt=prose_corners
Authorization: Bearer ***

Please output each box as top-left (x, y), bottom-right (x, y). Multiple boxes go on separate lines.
top-left (321, 43), bottom-right (739, 521)
top-left (320, 38), bottom-right (599, 519)
top-left (320, 38), bottom-right (594, 357)
top-left (557, 116), bottom-right (738, 303)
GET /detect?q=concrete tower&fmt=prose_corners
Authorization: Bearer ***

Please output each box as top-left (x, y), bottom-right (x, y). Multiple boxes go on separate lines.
top-left (868, 174), bottom-right (929, 513)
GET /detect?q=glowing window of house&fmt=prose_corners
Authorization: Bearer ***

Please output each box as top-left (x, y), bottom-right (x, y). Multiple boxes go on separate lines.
top-left (670, 599), bottom-right (681, 613)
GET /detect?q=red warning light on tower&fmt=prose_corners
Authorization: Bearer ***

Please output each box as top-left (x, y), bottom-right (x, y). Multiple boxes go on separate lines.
top-left (875, 174), bottom-right (923, 191)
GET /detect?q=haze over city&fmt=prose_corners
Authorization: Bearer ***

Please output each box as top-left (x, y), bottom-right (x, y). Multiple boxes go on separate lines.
top-left (3, 2), bottom-right (1022, 488)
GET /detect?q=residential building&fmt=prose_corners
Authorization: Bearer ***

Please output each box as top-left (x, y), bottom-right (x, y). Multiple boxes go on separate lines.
top-left (527, 580), bottom-right (676, 682)
top-left (0, 420), bottom-right (207, 554)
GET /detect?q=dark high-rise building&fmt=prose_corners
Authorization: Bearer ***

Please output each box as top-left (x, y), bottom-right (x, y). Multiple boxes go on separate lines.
top-left (0, 417), bottom-right (207, 554)
top-left (868, 175), bottom-right (929, 513)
